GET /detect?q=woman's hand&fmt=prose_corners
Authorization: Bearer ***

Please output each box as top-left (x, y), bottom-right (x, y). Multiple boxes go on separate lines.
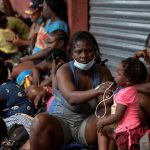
top-left (96, 81), bottom-right (114, 95)
top-left (51, 59), bottom-right (65, 74)
top-left (34, 89), bottom-right (49, 109)
top-left (133, 49), bottom-right (150, 64)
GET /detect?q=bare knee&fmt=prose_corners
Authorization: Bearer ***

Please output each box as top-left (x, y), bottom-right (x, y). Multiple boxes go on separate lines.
top-left (30, 113), bottom-right (64, 150)
top-left (31, 113), bottom-right (54, 132)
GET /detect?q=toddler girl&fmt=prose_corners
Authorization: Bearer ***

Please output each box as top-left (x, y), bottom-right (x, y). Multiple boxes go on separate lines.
top-left (97, 57), bottom-right (147, 150)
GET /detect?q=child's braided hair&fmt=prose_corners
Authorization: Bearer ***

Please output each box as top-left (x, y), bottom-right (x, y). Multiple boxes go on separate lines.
top-left (121, 57), bottom-right (147, 84)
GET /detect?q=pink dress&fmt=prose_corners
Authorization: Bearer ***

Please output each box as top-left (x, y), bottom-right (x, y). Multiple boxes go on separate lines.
top-left (114, 85), bottom-right (140, 132)
top-left (113, 86), bottom-right (146, 150)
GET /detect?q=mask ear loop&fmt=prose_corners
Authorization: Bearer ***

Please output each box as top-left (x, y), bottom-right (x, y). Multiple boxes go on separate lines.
top-left (95, 82), bottom-right (114, 118)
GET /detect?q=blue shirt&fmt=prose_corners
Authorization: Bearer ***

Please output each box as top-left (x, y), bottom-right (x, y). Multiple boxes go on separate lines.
top-left (0, 80), bottom-right (35, 118)
top-left (32, 19), bottom-right (68, 54)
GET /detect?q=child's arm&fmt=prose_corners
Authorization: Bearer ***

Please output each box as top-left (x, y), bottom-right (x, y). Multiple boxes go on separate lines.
top-left (31, 61), bottom-right (49, 86)
top-left (97, 103), bottom-right (127, 131)
top-left (20, 47), bottom-right (50, 62)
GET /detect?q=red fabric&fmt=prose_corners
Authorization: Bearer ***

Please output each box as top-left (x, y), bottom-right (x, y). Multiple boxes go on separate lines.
top-left (114, 126), bottom-right (146, 150)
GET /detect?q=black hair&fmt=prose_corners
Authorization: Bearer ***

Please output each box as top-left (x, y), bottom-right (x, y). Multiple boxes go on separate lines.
top-left (5, 62), bottom-right (13, 73)
top-left (0, 11), bottom-right (7, 28)
top-left (0, 58), bottom-right (8, 84)
top-left (45, 0), bottom-right (67, 22)
top-left (31, 0), bottom-right (44, 9)
top-left (50, 29), bottom-right (69, 48)
top-left (121, 57), bottom-right (147, 84)
top-left (69, 31), bottom-right (102, 64)
top-left (0, 117), bottom-right (7, 142)
top-left (46, 48), bottom-right (68, 62)
top-left (145, 33), bottom-right (150, 47)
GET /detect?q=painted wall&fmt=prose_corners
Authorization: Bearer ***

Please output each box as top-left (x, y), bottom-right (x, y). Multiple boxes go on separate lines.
top-left (67, 0), bottom-right (88, 36)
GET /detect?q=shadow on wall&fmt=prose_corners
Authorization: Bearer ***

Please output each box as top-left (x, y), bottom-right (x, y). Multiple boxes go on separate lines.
top-left (9, 0), bottom-right (30, 18)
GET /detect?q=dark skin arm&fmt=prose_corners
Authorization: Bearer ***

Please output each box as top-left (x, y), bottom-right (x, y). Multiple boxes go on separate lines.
top-left (97, 104), bottom-right (127, 131)
top-left (56, 64), bottom-right (113, 105)
top-left (40, 77), bottom-right (51, 87)
top-left (136, 66), bottom-right (150, 96)
top-left (12, 35), bottom-right (30, 46)
top-left (133, 49), bottom-right (150, 65)
top-left (20, 47), bottom-right (50, 62)
top-left (136, 82), bottom-right (150, 96)
top-left (31, 60), bottom-right (50, 86)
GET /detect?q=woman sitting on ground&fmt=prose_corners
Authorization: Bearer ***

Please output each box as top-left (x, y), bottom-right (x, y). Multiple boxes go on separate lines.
top-left (29, 31), bottom-right (113, 150)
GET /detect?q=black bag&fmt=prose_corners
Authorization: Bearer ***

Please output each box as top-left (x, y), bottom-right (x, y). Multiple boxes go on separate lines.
top-left (1, 124), bottom-right (29, 150)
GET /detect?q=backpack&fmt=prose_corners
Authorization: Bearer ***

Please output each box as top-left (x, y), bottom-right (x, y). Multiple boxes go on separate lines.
top-left (1, 124), bottom-right (29, 150)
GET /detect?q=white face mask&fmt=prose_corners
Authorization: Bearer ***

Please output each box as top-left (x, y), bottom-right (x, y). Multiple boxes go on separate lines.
top-left (74, 58), bottom-right (95, 70)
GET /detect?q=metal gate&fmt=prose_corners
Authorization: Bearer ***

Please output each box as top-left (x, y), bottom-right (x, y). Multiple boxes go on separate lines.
top-left (89, 0), bottom-right (150, 75)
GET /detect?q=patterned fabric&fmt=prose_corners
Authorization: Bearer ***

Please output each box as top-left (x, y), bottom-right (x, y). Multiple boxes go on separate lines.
top-left (4, 113), bottom-right (33, 135)
top-left (114, 126), bottom-right (146, 150)
top-left (32, 19), bottom-right (68, 54)
top-left (0, 80), bottom-right (35, 118)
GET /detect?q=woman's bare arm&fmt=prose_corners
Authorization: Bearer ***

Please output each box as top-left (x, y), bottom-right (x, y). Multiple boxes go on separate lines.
top-left (56, 64), bottom-right (113, 105)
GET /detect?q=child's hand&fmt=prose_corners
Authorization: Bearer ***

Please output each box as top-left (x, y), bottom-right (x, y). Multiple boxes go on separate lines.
top-left (97, 120), bottom-right (104, 133)
top-left (34, 89), bottom-right (48, 109)
top-left (51, 59), bottom-right (65, 74)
